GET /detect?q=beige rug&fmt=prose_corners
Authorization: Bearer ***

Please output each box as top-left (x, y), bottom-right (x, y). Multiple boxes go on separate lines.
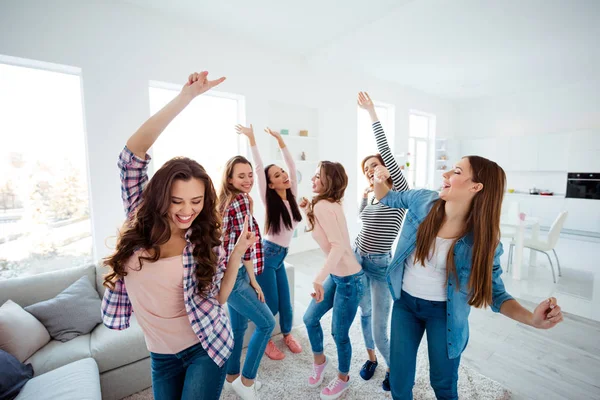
top-left (125, 313), bottom-right (510, 400)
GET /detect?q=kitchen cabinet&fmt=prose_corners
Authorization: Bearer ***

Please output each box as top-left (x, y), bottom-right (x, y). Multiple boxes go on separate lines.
top-left (508, 136), bottom-right (538, 171)
top-left (563, 198), bottom-right (600, 234)
top-left (537, 133), bottom-right (570, 171)
top-left (568, 131), bottom-right (600, 172)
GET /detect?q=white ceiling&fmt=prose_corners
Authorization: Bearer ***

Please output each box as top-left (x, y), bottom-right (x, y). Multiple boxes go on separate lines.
top-left (121, 0), bottom-right (600, 99)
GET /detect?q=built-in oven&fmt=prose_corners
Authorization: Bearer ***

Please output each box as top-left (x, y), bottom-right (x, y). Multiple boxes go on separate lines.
top-left (566, 172), bottom-right (600, 200)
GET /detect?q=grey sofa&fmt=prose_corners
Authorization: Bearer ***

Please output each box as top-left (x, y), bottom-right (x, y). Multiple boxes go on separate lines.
top-left (0, 262), bottom-right (295, 400)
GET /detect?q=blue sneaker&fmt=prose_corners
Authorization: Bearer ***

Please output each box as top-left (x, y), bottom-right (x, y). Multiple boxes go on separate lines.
top-left (359, 360), bottom-right (378, 381)
top-left (382, 371), bottom-right (390, 391)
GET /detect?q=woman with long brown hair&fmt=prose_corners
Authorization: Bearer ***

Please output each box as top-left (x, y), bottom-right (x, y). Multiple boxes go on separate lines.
top-left (101, 71), bottom-right (257, 400)
top-left (218, 151), bottom-right (275, 400)
top-left (300, 161), bottom-right (365, 400)
top-left (373, 157), bottom-right (564, 400)
top-left (235, 124), bottom-right (304, 360)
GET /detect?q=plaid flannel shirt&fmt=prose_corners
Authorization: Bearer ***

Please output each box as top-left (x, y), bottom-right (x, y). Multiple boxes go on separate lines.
top-left (222, 193), bottom-right (264, 276)
top-left (100, 146), bottom-right (233, 367)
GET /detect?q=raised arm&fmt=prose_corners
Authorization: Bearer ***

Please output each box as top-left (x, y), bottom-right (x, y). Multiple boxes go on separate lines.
top-left (236, 124), bottom-right (268, 205)
top-left (265, 128), bottom-right (298, 196)
top-left (358, 92), bottom-right (409, 192)
top-left (127, 71), bottom-right (225, 158)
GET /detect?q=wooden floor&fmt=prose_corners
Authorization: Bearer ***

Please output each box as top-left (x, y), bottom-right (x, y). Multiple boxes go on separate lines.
top-left (287, 249), bottom-right (600, 400)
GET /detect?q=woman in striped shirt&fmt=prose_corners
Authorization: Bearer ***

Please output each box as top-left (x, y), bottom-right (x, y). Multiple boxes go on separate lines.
top-left (101, 71), bottom-right (257, 400)
top-left (354, 92), bottom-right (409, 392)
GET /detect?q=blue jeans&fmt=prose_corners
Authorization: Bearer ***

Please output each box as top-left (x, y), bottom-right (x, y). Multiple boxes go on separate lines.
top-left (354, 247), bottom-right (392, 368)
top-left (150, 342), bottom-right (226, 400)
top-left (303, 271), bottom-right (365, 374)
top-left (390, 290), bottom-right (460, 400)
top-left (226, 268), bottom-right (276, 380)
top-left (256, 240), bottom-right (293, 334)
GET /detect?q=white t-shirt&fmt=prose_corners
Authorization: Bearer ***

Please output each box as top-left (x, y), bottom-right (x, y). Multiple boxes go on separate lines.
top-left (402, 237), bottom-right (454, 301)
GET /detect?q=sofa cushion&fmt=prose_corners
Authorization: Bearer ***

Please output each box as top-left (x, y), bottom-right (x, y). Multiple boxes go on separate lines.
top-left (15, 358), bottom-right (101, 400)
top-left (0, 300), bottom-right (50, 362)
top-left (0, 349), bottom-right (34, 400)
top-left (25, 276), bottom-right (102, 342)
top-left (0, 265), bottom-right (96, 308)
top-left (24, 334), bottom-right (91, 376)
top-left (90, 314), bottom-right (149, 373)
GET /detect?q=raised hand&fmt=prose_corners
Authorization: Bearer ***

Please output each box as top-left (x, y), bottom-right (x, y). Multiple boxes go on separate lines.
top-left (299, 197), bottom-right (309, 209)
top-left (181, 71), bottom-right (226, 99)
top-left (531, 297), bottom-right (563, 329)
top-left (235, 124), bottom-right (255, 139)
top-left (373, 165), bottom-right (390, 184)
top-left (363, 186), bottom-right (373, 198)
top-left (357, 92), bottom-right (375, 111)
top-left (264, 127), bottom-right (281, 140)
top-left (234, 216), bottom-right (258, 254)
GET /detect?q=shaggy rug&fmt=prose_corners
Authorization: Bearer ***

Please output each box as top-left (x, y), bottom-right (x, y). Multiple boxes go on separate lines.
top-left (125, 313), bottom-right (510, 400)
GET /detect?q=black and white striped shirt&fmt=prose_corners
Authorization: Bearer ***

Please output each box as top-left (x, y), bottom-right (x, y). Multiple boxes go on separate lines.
top-left (355, 121), bottom-right (409, 254)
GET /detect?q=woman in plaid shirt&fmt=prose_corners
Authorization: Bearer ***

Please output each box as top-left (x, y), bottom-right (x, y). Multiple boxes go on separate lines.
top-left (217, 150), bottom-right (275, 399)
top-left (101, 72), bottom-right (257, 400)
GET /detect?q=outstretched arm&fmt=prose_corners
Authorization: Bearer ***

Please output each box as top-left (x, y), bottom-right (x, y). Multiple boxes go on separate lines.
top-left (127, 71), bottom-right (226, 158)
top-left (358, 91), bottom-right (409, 192)
top-left (265, 127), bottom-right (298, 195)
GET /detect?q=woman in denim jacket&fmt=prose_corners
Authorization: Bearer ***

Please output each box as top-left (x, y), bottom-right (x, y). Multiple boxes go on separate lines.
top-left (373, 156), bottom-right (564, 400)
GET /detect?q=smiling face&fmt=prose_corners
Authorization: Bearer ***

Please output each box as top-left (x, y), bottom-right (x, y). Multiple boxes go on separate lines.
top-left (168, 178), bottom-right (205, 231)
top-left (311, 166), bottom-right (325, 194)
top-left (440, 157), bottom-right (483, 202)
top-left (363, 156), bottom-right (383, 186)
top-left (229, 162), bottom-right (254, 193)
top-left (267, 164), bottom-right (291, 191)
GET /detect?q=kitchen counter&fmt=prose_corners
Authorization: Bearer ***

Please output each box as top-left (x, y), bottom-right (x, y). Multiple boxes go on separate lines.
top-left (505, 192), bottom-right (566, 199)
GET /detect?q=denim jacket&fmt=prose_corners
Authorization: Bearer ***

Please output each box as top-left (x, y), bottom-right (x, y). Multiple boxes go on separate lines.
top-left (380, 189), bottom-right (513, 359)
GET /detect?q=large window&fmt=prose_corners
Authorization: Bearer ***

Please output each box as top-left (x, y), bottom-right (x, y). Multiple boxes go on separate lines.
top-left (407, 111), bottom-right (436, 189)
top-left (356, 104), bottom-right (395, 199)
top-left (0, 59), bottom-right (92, 280)
top-left (148, 82), bottom-right (244, 181)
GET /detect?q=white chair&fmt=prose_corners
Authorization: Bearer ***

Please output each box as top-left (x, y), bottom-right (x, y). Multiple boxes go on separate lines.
top-left (508, 211), bottom-right (568, 283)
top-left (501, 200), bottom-right (520, 235)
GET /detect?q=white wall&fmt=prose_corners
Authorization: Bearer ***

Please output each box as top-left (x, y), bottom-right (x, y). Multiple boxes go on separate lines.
top-left (0, 0), bottom-right (456, 259)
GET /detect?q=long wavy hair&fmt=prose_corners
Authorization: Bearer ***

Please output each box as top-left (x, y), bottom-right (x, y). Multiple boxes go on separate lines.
top-left (361, 153), bottom-right (393, 187)
top-left (414, 156), bottom-right (506, 308)
top-left (217, 156), bottom-right (253, 216)
top-left (264, 164), bottom-right (302, 235)
top-left (103, 157), bottom-right (222, 297)
top-left (305, 161), bottom-right (348, 231)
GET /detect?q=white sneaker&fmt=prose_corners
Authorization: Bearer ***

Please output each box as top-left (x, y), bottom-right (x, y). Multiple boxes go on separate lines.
top-left (225, 378), bottom-right (262, 391)
top-left (231, 376), bottom-right (261, 400)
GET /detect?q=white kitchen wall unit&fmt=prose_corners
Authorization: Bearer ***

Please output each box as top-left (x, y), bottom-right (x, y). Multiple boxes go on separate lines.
top-left (567, 130), bottom-right (600, 171)
top-left (460, 131), bottom-right (598, 173)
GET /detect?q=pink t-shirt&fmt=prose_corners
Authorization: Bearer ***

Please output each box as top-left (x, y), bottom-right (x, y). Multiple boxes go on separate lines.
top-left (305, 200), bottom-right (362, 284)
top-left (123, 252), bottom-right (200, 354)
top-left (251, 145), bottom-right (299, 248)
